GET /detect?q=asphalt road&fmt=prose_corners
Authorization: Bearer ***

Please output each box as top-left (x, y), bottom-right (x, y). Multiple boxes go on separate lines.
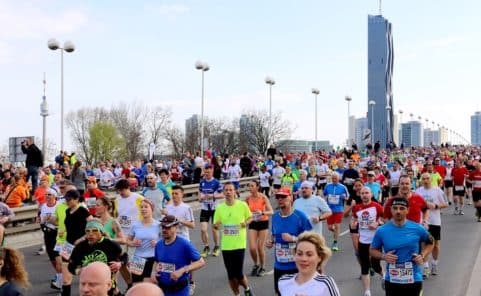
top-left (21, 202), bottom-right (481, 296)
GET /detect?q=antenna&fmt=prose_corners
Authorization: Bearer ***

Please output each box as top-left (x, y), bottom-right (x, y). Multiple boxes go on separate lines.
top-left (43, 72), bottom-right (46, 97)
top-left (379, 0), bottom-right (382, 15)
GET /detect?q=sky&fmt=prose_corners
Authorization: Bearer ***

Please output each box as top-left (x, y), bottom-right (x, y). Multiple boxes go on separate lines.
top-left (1, 0), bottom-right (480, 155)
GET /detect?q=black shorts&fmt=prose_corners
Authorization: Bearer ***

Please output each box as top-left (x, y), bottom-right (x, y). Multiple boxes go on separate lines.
top-left (200, 209), bottom-right (215, 223)
top-left (444, 180), bottom-right (453, 188)
top-left (131, 257), bottom-right (155, 283)
top-left (221, 249), bottom-right (245, 280)
top-left (453, 187), bottom-right (465, 196)
top-left (385, 281), bottom-right (422, 296)
top-left (248, 220), bottom-right (269, 231)
top-left (349, 224), bottom-right (359, 234)
top-left (473, 191), bottom-right (481, 202)
top-left (428, 225), bottom-right (441, 241)
top-left (274, 268), bottom-right (298, 295)
top-left (317, 182), bottom-right (327, 191)
top-left (273, 184), bottom-right (281, 189)
top-left (466, 183), bottom-right (473, 189)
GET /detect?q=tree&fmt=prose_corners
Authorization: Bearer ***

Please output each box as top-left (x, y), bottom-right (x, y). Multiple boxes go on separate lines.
top-left (146, 106), bottom-right (172, 155)
top-left (164, 125), bottom-right (185, 159)
top-left (240, 109), bottom-right (293, 154)
top-left (89, 121), bottom-right (125, 164)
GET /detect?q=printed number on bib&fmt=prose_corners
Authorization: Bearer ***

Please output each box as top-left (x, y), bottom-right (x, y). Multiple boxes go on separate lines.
top-left (119, 216), bottom-right (132, 228)
top-left (328, 195), bottom-right (340, 204)
top-left (455, 185), bottom-right (464, 191)
top-left (388, 262), bottom-right (414, 284)
top-left (157, 262), bottom-right (176, 273)
top-left (275, 243), bottom-right (296, 263)
top-left (60, 242), bottom-right (75, 260)
top-left (86, 197), bottom-right (97, 208)
top-left (129, 256), bottom-right (147, 275)
top-left (223, 224), bottom-right (240, 236)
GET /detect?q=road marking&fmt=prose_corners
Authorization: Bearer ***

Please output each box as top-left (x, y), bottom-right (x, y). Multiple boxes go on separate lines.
top-left (340, 229), bottom-right (349, 237)
top-left (264, 269), bottom-right (274, 275)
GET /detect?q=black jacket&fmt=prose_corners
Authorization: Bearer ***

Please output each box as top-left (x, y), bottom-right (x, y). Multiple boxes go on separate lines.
top-left (21, 144), bottom-right (43, 167)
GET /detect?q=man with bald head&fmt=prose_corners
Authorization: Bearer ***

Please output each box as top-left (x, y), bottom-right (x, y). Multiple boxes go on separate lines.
top-left (125, 282), bottom-right (164, 296)
top-left (79, 262), bottom-right (112, 296)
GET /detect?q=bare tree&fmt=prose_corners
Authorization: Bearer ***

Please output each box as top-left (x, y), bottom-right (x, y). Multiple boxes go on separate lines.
top-left (165, 125), bottom-right (185, 159)
top-left (146, 106), bottom-right (172, 149)
top-left (210, 118), bottom-right (239, 155)
top-left (240, 109), bottom-right (293, 154)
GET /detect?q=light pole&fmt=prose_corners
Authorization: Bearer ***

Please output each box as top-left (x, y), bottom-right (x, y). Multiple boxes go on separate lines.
top-left (399, 110), bottom-right (403, 145)
top-left (345, 95), bottom-right (352, 147)
top-left (386, 105), bottom-right (392, 145)
top-left (265, 76), bottom-right (275, 149)
top-left (312, 88), bottom-right (320, 151)
top-left (40, 73), bottom-right (49, 163)
top-left (195, 60), bottom-right (210, 154)
top-left (48, 38), bottom-right (75, 152)
top-left (369, 100), bottom-right (376, 146)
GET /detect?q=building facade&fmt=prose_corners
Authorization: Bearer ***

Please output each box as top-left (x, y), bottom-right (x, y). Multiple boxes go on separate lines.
top-left (471, 112), bottom-right (481, 145)
top-left (401, 121), bottom-right (423, 147)
top-left (367, 14), bottom-right (394, 149)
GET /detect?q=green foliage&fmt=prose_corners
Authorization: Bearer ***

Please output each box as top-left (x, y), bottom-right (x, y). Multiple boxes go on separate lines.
top-left (89, 121), bottom-right (125, 163)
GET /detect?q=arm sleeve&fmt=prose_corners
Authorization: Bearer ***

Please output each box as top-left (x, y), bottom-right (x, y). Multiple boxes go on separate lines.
top-left (318, 198), bottom-right (332, 213)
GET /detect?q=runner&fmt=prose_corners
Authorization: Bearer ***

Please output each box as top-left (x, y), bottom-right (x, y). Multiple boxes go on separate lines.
top-left (467, 162), bottom-right (481, 222)
top-left (142, 173), bottom-right (169, 221)
top-left (213, 182), bottom-right (254, 296)
top-left (323, 172), bottom-right (349, 251)
top-left (258, 166), bottom-right (271, 197)
top-left (451, 160), bottom-right (469, 215)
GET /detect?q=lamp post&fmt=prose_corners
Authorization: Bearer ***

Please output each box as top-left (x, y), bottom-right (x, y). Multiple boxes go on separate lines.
top-left (47, 38), bottom-right (75, 152)
top-left (265, 76), bottom-right (276, 149)
top-left (40, 73), bottom-right (49, 163)
top-left (345, 95), bottom-right (352, 147)
top-left (195, 60), bottom-right (210, 154)
top-left (399, 110), bottom-right (403, 145)
top-left (312, 88), bottom-right (320, 152)
top-left (369, 100), bottom-right (376, 146)
top-left (386, 105), bottom-right (392, 145)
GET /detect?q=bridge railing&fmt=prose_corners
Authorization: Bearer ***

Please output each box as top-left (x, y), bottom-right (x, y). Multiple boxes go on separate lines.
top-left (5, 176), bottom-right (259, 237)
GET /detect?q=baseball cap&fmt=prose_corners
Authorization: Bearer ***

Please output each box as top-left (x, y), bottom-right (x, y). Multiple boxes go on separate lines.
top-left (300, 181), bottom-right (313, 188)
top-left (391, 197), bottom-right (409, 208)
top-left (276, 187), bottom-right (291, 197)
top-left (46, 188), bottom-right (58, 197)
top-left (160, 215), bottom-right (180, 228)
top-left (367, 171), bottom-right (376, 176)
top-left (85, 220), bottom-right (105, 233)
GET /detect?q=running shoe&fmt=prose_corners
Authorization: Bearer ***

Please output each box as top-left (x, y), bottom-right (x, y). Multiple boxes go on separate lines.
top-left (331, 242), bottom-right (339, 252)
top-left (189, 282), bottom-right (195, 296)
top-left (423, 266), bottom-right (430, 279)
top-left (369, 268), bottom-right (375, 276)
top-left (250, 265), bottom-right (259, 276)
top-left (363, 290), bottom-right (372, 296)
top-left (477, 217), bottom-right (481, 222)
top-left (454, 207), bottom-right (459, 215)
top-left (257, 267), bottom-right (266, 277)
top-left (50, 280), bottom-right (61, 290)
top-left (244, 288), bottom-right (254, 296)
top-left (200, 246), bottom-right (210, 258)
top-left (212, 246), bottom-right (220, 257)
top-left (431, 263), bottom-right (438, 275)
top-left (36, 246), bottom-right (46, 255)
top-left (459, 210), bottom-right (465, 215)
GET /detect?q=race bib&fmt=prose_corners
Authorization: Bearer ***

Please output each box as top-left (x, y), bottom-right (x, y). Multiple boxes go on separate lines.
top-left (223, 224), bottom-right (240, 236)
top-left (60, 242), bottom-right (75, 260)
top-left (455, 185), bottom-right (464, 191)
top-left (388, 262), bottom-right (414, 284)
top-left (358, 220), bottom-right (371, 230)
top-left (252, 212), bottom-right (262, 222)
top-left (119, 216), bottom-right (132, 228)
top-left (275, 243), bottom-right (296, 263)
top-left (327, 195), bottom-right (340, 204)
top-left (157, 262), bottom-right (176, 273)
top-left (129, 256), bottom-right (147, 275)
top-left (54, 244), bottom-right (62, 252)
top-left (86, 197), bottom-right (97, 208)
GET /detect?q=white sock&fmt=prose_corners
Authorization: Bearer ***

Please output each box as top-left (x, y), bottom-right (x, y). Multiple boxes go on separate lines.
top-left (423, 261), bottom-right (429, 268)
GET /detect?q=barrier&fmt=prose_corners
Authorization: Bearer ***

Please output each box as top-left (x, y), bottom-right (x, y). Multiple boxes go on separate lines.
top-left (4, 176), bottom-right (259, 237)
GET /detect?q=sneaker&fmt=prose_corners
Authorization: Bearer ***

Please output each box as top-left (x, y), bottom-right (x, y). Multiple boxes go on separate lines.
top-left (257, 267), bottom-right (266, 277)
top-left (331, 242), bottom-right (339, 252)
top-left (36, 246), bottom-right (46, 255)
top-left (364, 290), bottom-right (372, 296)
top-left (477, 217), bottom-right (481, 222)
top-left (244, 288), bottom-right (254, 296)
top-left (200, 246), bottom-right (210, 258)
top-left (189, 282), bottom-right (195, 296)
top-left (212, 246), bottom-right (220, 257)
top-left (423, 266), bottom-right (430, 279)
top-left (369, 268), bottom-right (375, 276)
top-left (459, 210), bottom-right (465, 215)
top-left (50, 280), bottom-right (61, 290)
top-left (250, 265), bottom-right (259, 276)
top-left (454, 207), bottom-right (459, 215)
top-left (431, 263), bottom-right (438, 275)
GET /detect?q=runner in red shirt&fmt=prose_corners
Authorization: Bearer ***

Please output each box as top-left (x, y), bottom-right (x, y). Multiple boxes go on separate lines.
top-left (83, 176), bottom-right (106, 215)
top-left (451, 160), bottom-right (469, 215)
top-left (468, 162), bottom-right (481, 222)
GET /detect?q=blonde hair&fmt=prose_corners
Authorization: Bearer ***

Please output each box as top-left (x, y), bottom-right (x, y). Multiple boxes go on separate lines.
top-left (295, 231), bottom-right (332, 273)
top-left (0, 248), bottom-right (30, 289)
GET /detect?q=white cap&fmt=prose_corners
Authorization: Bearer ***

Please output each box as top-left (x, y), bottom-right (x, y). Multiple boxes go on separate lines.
top-left (301, 181), bottom-right (314, 188)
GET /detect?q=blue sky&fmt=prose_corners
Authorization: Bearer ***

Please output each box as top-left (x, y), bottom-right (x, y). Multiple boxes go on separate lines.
top-left (1, 0), bottom-right (480, 154)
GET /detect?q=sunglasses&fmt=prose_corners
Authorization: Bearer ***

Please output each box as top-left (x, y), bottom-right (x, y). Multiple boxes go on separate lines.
top-left (85, 228), bottom-right (100, 234)
top-left (161, 225), bottom-right (173, 229)
top-left (275, 195), bottom-right (288, 199)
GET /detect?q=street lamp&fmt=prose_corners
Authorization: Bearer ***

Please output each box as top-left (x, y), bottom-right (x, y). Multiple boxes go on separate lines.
top-left (386, 105), bottom-right (392, 145)
top-left (265, 76), bottom-right (275, 149)
top-left (311, 88), bottom-right (320, 151)
top-left (399, 110), bottom-right (403, 145)
top-left (369, 100), bottom-right (376, 146)
top-left (48, 38), bottom-right (75, 152)
top-left (195, 60), bottom-right (210, 154)
top-left (345, 95), bottom-right (352, 147)
top-left (40, 73), bottom-right (49, 163)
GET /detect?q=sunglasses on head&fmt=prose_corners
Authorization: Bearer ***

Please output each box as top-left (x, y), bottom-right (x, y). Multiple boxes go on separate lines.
top-left (85, 228), bottom-right (100, 234)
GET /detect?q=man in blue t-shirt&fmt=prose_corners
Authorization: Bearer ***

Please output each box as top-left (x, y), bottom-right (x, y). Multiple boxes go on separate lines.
top-left (323, 172), bottom-right (349, 251)
top-left (370, 197), bottom-right (434, 296)
top-left (152, 215), bottom-right (205, 296)
top-left (266, 187), bottom-right (312, 295)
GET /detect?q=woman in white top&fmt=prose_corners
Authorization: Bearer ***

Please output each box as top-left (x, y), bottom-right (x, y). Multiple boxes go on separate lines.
top-left (278, 231), bottom-right (340, 296)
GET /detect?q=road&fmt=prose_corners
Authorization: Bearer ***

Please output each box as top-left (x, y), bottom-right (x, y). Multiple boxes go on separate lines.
top-left (20, 202), bottom-right (481, 296)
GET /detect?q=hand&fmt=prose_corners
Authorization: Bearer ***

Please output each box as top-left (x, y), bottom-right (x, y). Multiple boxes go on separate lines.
top-left (412, 253), bottom-right (424, 265)
top-left (281, 233), bottom-right (296, 242)
top-left (132, 239), bottom-right (142, 247)
top-left (240, 222), bottom-right (246, 228)
top-left (150, 240), bottom-right (157, 248)
top-left (426, 202), bottom-right (436, 210)
top-left (350, 219), bottom-right (358, 229)
top-left (368, 221), bottom-right (379, 230)
top-left (198, 194), bottom-right (205, 201)
top-left (311, 216), bottom-right (320, 224)
top-left (170, 268), bottom-right (184, 281)
top-left (213, 222), bottom-right (222, 231)
top-left (384, 250), bottom-right (398, 264)
top-left (109, 261), bottom-right (121, 273)
top-left (265, 239), bottom-right (274, 249)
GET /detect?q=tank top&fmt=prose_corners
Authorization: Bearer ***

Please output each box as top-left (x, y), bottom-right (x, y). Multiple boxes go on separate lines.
top-left (246, 195), bottom-right (268, 222)
top-left (103, 217), bottom-right (116, 239)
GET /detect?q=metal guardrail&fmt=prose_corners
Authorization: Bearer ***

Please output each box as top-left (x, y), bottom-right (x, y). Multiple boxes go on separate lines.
top-left (5, 176), bottom-right (259, 237)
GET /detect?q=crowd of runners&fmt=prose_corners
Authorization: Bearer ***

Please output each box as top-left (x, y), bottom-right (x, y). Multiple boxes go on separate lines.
top-left (0, 142), bottom-right (480, 296)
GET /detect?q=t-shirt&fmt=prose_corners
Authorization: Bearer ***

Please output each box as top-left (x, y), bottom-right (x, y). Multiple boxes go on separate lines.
top-left (323, 183), bottom-right (349, 213)
top-left (469, 170), bottom-right (481, 192)
top-left (259, 172), bottom-right (271, 188)
top-left (429, 172), bottom-right (443, 188)
top-left (293, 195), bottom-right (331, 235)
top-left (364, 182), bottom-right (382, 201)
top-left (272, 167), bottom-right (285, 185)
top-left (68, 237), bottom-right (122, 274)
top-left (198, 178), bottom-right (223, 211)
top-left (271, 209), bottom-right (312, 270)
top-left (0, 281), bottom-right (23, 296)
top-left (116, 193), bottom-right (143, 233)
top-left (352, 202), bottom-right (383, 244)
top-left (129, 220), bottom-right (161, 258)
top-left (452, 167), bottom-right (469, 186)
top-left (213, 200), bottom-right (251, 251)
top-left (165, 203), bottom-right (194, 240)
top-left (278, 273), bottom-right (340, 296)
top-left (54, 201), bottom-right (68, 244)
top-left (228, 165), bottom-right (242, 182)
top-left (415, 187), bottom-right (445, 226)
top-left (65, 206), bottom-right (90, 244)
top-left (383, 194), bottom-right (427, 223)
top-left (39, 202), bottom-right (58, 230)
top-left (371, 220), bottom-right (432, 284)
top-left (154, 236), bottom-right (200, 288)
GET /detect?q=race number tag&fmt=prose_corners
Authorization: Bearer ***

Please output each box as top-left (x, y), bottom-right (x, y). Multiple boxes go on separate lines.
top-left (158, 262), bottom-right (176, 273)
top-left (119, 216), bottom-right (132, 228)
top-left (454, 185), bottom-right (464, 191)
top-left (223, 225), bottom-right (240, 236)
top-left (275, 243), bottom-right (296, 263)
top-left (86, 197), bottom-right (97, 208)
top-left (327, 195), bottom-right (340, 204)
top-left (60, 242), bottom-right (75, 260)
top-left (129, 256), bottom-right (146, 275)
top-left (388, 262), bottom-right (414, 284)
top-left (54, 244), bottom-right (62, 252)
top-left (252, 212), bottom-right (262, 222)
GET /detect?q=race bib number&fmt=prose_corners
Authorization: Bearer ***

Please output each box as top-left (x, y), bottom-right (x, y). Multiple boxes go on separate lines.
top-left (454, 185), bottom-right (464, 191)
top-left (359, 220), bottom-right (370, 230)
top-left (86, 197), bottom-right (97, 208)
top-left (157, 262), bottom-right (176, 273)
top-left (129, 256), bottom-right (147, 275)
top-left (54, 244), bottom-right (62, 252)
top-left (60, 242), bottom-right (75, 260)
top-left (252, 212), bottom-right (262, 221)
top-left (275, 243), bottom-right (296, 263)
top-left (344, 178), bottom-right (354, 185)
top-left (388, 262), bottom-right (414, 284)
top-left (327, 195), bottom-right (340, 204)
top-left (119, 216), bottom-right (132, 228)
top-left (223, 224), bottom-right (240, 236)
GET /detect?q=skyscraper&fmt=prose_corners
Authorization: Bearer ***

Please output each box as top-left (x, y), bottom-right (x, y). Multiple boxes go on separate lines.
top-left (401, 121), bottom-right (423, 147)
top-left (367, 14), bottom-right (394, 148)
top-left (471, 111), bottom-right (481, 145)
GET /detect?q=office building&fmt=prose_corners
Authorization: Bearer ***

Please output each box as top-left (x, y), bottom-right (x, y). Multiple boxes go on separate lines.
top-left (354, 117), bottom-right (369, 148)
top-left (401, 121), bottom-right (423, 147)
top-left (471, 111), bottom-right (481, 145)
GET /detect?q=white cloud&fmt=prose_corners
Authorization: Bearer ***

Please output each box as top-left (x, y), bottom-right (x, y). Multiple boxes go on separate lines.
top-left (144, 3), bottom-right (190, 19)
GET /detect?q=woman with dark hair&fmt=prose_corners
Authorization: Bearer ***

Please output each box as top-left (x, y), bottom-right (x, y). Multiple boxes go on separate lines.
top-left (0, 247), bottom-right (30, 295)
top-left (212, 156), bottom-right (222, 180)
top-left (70, 161), bottom-right (87, 197)
top-left (95, 198), bottom-right (124, 244)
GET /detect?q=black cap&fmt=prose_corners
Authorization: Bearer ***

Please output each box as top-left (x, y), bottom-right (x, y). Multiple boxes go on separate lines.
top-left (391, 197), bottom-right (409, 207)
top-left (160, 215), bottom-right (179, 227)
